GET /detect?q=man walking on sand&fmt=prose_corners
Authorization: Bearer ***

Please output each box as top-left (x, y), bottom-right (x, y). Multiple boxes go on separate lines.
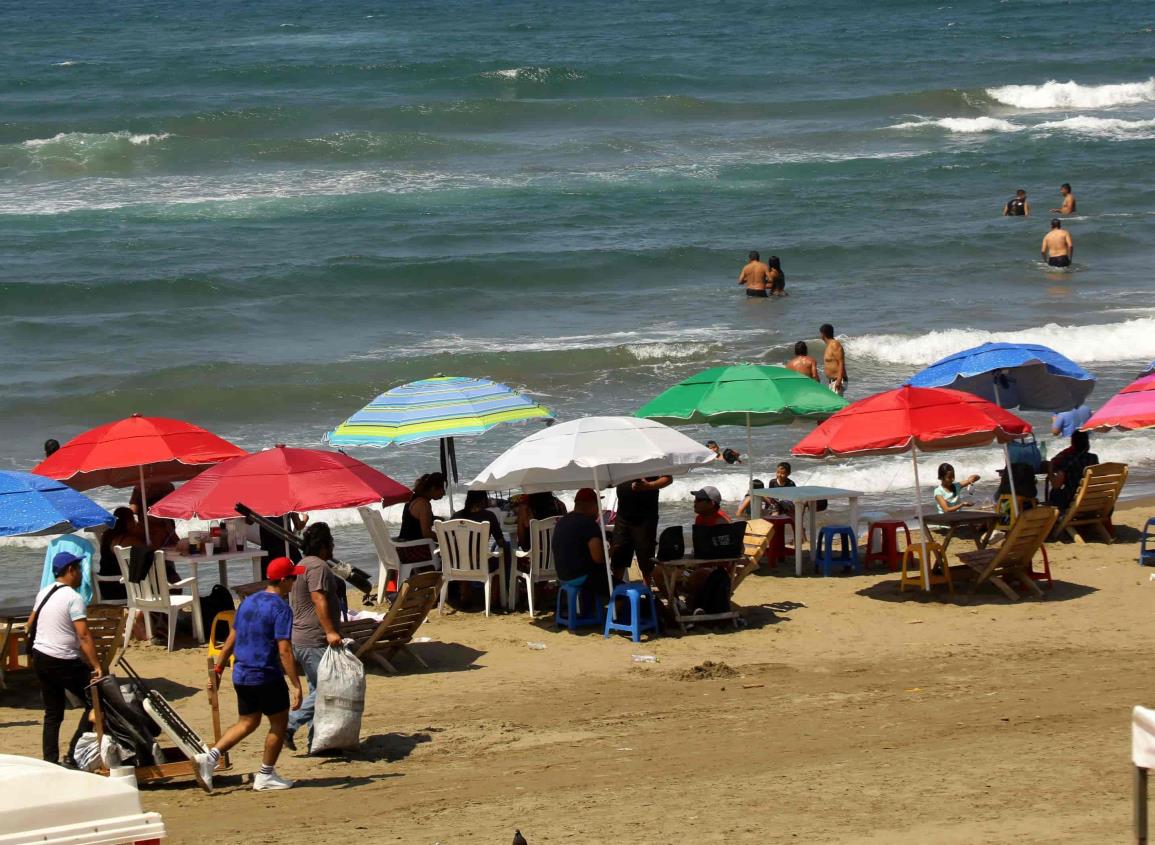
top-left (1041, 218), bottom-right (1073, 268)
top-left (738, 250), bottom-right (771, 298)
top-left (1051, 183), bottom-right (1076, 215)
top-left (195, 556), bottom-right (304, 793)
top-left (786, 341), bottom-right (819, 381)
top-left (820, 324), bottom-right (847, 395)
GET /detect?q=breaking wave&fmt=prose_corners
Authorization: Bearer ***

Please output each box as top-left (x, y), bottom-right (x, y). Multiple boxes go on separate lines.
top-left (986, 77), bottom-right (1155, 110)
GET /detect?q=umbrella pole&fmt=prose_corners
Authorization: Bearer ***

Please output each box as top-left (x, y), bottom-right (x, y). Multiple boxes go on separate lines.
top-left (911, 446), bottom-right (930, 592)
top-left (992, 380), bottom-right (1020, 520)
top-left (138, 464), bottom-right (151, 545)
top-left (592, 466), bottom-right (615, 620)
top-left (746, 413), bottom-right (755, 514)
top-left (440, 438), bottom-right (456, 513)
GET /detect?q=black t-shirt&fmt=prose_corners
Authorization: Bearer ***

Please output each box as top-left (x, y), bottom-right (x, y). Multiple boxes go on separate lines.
top-left (615, 478), bottom-right (660, 525)
top-left (551, 513), bottom-right (602, 582)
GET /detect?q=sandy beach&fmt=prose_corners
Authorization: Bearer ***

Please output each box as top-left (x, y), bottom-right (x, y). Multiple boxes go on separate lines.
top-left (3, 501), bottom-right (1152, 844)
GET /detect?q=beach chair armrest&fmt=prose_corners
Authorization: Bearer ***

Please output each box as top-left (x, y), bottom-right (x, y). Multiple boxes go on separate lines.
top-left (170, 576), bottom-right (198, 590)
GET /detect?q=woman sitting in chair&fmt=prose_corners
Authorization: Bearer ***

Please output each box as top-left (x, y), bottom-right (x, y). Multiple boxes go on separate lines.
top-left (1048, 430), bottom-right (1098, 511)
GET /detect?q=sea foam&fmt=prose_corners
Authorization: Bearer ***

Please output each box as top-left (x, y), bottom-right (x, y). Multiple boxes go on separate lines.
top-left (889, 116), bottom-right (1022, 133)
top-left (986, 77), bottom-right (1155, 109)
top-left (851, 317), bottom-right (1155, 367)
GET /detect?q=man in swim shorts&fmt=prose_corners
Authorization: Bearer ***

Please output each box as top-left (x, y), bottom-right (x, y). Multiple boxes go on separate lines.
top-left (820, 323), bottom-right (847, 396)
top-left (1041, 218), bottom-right (1073, 268)
top-left (1003, 189), bottom-right (1030, 217)
top-left (738, 250), bottom-right (771, 298)
top-left (1050, 183), bottom-right (1076, 215)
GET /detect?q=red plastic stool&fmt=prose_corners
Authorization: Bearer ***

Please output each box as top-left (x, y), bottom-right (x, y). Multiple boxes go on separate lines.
top-left (865, 520), bottom-right (911, 571)
top-left (1028, 544), bottom-right (1052, 587)
top-left (766, 516), bottom-right (796, 566)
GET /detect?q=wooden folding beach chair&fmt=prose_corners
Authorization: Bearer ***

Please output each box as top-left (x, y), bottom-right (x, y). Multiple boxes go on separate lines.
top-left (85, 604), bottom-right (128, 674)
top-left (1052, 462), bottom-right (1128, 544)
top-left (955, 506), bottom-right (1058, 601)
top-left (735, 519), bottom-right (773, 592)
top-left (339, 570), bottom-right (442, 674)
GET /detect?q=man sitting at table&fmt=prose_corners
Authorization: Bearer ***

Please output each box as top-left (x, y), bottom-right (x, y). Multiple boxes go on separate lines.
top-left (692, 486), bottom-right (731, 527)
top-left (551, 488), bottom-right (619, 601)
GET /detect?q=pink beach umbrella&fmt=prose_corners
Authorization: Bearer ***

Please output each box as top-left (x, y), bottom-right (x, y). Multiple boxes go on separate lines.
top-left (1082, 373), bottom-right (1155, 433)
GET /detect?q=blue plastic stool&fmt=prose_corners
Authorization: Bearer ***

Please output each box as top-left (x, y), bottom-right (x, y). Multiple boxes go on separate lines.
top-left (603, 582), bottom-right (660, 642)
top-left (814, 525), bottom-right (861, 576)
top-left (1141, 518), bottom-right (1155, 567)
top-left (555, 581), bottom-right (603, 632)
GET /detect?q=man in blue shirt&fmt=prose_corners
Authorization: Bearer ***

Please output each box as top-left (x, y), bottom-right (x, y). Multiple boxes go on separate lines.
top-left (1051, 404), bottom-right (1092, 438)
top-left (195, 557), bottom-right (303, 793)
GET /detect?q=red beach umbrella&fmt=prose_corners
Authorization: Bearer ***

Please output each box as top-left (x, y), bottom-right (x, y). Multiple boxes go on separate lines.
top-left (33, 414), bottom-right (247, 542)
top-left (1082, 373), bottom-right (1155, 433)
top-left (148, 445), bottom-right (411, 520)
top-left (792, 386), bottom-right (1031, 590)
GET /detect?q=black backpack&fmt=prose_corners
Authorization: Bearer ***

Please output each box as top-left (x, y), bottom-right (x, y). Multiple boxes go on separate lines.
top-left (694, 567), bottom-right (732, 615)
top-left (199, 584), bottom-right (235, 631)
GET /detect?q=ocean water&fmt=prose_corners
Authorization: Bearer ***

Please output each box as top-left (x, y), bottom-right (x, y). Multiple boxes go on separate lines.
top-left (3, 0), bottom-right (1155, 598)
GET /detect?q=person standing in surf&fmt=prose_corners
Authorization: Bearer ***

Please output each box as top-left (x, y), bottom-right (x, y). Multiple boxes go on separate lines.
top-left (819, 324), bottom-right (847, 396)
top-left (767, 256), bottom-right (787, 296)
top-left (1003, 189), bottom-right (1030, 217)
top-left (1051, 183), bottom-right (1076, 215)
top-left (1041, 218), bottom-right (1073, 268)
top-left (738, 251), bottom-right (771, 298)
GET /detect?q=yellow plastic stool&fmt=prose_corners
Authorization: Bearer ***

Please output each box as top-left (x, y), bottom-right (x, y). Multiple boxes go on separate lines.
top-left (207, 610), bottom-right (235, 666)
top-left (900, 541), bottom-right (952, 594)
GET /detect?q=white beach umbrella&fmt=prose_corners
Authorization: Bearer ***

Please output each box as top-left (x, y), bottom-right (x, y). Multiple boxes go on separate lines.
top-left (469, 416), bottom-right (715, 599)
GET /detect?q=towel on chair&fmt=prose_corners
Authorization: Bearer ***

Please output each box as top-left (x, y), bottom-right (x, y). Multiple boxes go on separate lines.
top-left (1132, 706), bottom-right (1155, 768)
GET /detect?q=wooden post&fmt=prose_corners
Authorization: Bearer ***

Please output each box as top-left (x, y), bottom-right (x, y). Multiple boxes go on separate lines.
top-left (206, 657), bottom-right (229, 769)
top-left (1138, 766), bottom-right (1149, 845)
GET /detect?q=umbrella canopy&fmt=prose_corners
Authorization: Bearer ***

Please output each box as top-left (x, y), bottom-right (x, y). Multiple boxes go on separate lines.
top-left (325, 376), bottom-right (554, 447)
top-left (0, 471), bottom-right (115, 537)
top-left (148, 445), bottom-right (411, 520)
top-left (1082, 373), bottom-right (1155, 433)
top-left (33, 414), bottom-right (246, 490)
top-left (792, 386), bottom-right (1032, 593)
top-left (469, 416), bottom-right (716, 493)
top-left (793, 386), bottom-right (1032, 458)
top-left (907, 342), bottom-right (1094, 411)
top-left (636, 364), bottom-right (849, 426)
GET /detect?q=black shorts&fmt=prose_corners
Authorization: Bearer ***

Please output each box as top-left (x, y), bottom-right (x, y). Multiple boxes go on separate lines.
top-left (1047, 255), bottom-right (1071, 268)
top-left (234, 680), bottom-right (289, 717)
top-left (745, 288), bottom-right (768, 298)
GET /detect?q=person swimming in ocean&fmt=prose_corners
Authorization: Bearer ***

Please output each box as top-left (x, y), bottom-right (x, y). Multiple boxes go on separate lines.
top-left (738, 250), bottom-right (771, 298)
top-left (1050, 183), bottom-right (1076, 215)
top-left (1003, 189), bottom-right (1030, 217)
top-left (1041, 218), bottom-right (1073, 268)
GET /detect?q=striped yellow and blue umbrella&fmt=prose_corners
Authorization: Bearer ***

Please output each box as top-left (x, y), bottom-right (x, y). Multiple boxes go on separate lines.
top-left (325, 376), bottom-right (554, 447)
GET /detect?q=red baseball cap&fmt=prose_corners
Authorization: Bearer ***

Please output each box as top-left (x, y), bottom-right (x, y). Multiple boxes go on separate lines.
top-left (267, 557), bottom-right (305, 581)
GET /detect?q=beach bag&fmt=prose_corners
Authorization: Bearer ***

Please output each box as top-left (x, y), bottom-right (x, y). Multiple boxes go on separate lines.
top-left (1007, 435), bottom-right (1043, 473)
top-left (693, 567), bottom-right (732, 615)
top-left (198, 585), bottom-right (234, 632)
top-left (311, 643), bottom-right (365, 753)
top-left (657, 525), bottom-right (684, 562)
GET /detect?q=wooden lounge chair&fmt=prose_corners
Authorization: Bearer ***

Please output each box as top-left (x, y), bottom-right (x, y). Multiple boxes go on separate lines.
top-left (339, 570), bottom-right (442, 674)
top-left (85, 604), bottom-right (128, 673)
top-left (1052, 462), bottom-right (1128, 544)
top-left (735, 519), bottom-right (773, 592)
top-left (955, 506), bottom-right (1058, 601)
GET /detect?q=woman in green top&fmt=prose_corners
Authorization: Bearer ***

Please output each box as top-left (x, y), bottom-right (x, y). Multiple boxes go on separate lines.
top-left (933, 463), bottom-right (980, 514)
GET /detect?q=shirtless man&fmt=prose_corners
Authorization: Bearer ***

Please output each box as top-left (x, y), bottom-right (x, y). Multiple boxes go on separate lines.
top-left (819, 323), bottom-right (847, 395)
top-left (1041, 218), bottom-right (1074, 268)
top-left (1003, 189), bottom-right (1030, 217)
top-left (786, 341), bottom-right (819, 381)
top-left (738, 251), bottom-right (771, 298)
top-left (1050, 183), bottom-right (1076, 215)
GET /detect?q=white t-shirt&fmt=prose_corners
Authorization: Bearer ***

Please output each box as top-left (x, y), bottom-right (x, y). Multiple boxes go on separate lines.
top-left (31, 583), bottom-right (86, 661)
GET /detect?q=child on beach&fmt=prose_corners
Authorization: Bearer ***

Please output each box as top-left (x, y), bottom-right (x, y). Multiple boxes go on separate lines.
top-left (934, 463), bottom-right (980, 514)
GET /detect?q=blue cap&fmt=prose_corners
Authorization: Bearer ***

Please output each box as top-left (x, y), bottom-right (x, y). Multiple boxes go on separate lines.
top-left (52, 551), bottom-right (84, 576)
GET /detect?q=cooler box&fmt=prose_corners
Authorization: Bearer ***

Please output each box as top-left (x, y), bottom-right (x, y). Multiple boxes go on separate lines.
top-left (0, 754), bottom-right (165, 845)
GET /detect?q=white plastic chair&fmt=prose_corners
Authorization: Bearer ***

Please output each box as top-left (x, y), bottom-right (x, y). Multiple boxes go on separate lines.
top-left (92, 568), bottom-right (127, 605)
top-left (358, 507), bottom-right (441, 604)
top-left (114, 546), bottom-right (204, 652)
top-left (512, 516), bottom-right (560, 616)
top-left (433, 519), bottom-right (506, 617)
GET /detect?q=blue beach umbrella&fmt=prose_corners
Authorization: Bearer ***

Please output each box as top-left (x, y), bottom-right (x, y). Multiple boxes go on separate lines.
top-left (0, 470), bottom-right (115, 537)
top-left (908, 342), bottom-right (1094, 411)
top-left (908, 342), bottom-right (1095, 515)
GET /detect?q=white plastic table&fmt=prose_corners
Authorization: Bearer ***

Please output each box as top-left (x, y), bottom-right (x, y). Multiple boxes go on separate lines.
top-left (168, 547), bottom-right (267, 592)
top-left (753, 485), bottom-right (864, 576)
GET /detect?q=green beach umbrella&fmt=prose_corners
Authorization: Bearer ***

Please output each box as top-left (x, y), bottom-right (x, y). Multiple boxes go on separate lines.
top-left (636, 364), bottom-right (850, 501)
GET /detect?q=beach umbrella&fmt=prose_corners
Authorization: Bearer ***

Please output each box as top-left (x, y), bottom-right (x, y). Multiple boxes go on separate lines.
top-left (469, 416), bottom-right (715, 597)
top-left (908, 342), bottom-right (1094, 516)
top-left (0, 471), bottom-right (115, 537)
top-left (635, 364), bottom-right (848, 502)
top-left (792, 386), bottom-right (1031, 591)
top-left (325, 376), bottom-right (554, 510)
top-left (33, 414), bottom-right (246, 543)
top-left (1082, 373), bottom-right (1155, 433)
top-left (149, 445), bottom-right (411, 520)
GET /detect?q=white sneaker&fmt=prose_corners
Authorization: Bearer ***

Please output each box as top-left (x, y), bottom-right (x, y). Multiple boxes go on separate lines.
top-left (253, 769), bottom-right (294, 791)
top-left (192, 752), bottom-right (215, 794)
